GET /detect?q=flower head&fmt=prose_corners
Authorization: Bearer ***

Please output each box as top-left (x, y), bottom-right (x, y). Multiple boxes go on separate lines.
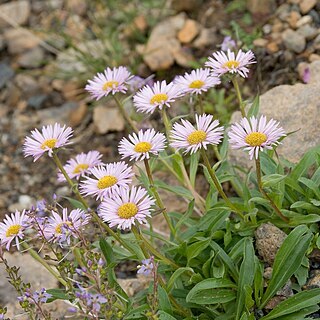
top-left (118, 129), bottom-right (166, 161)
top-left (205, 49), bottom-right (256, 78)
top-left (42, 208), bottom-right (90, 245)
top-left (18, 288), bottom-right (52, 304)
top-left (99, 186), bottom-right (155, 230)
top-left (174, 68), bottom-right (220, 95)
top-left (221, 36), bottom-right (236, 51)
top-left (23, 123), bottom-right (73, 161)
top-left (170, 114), bottom-right (224, 154)
top-left (58, 151), bottom-right (103, 182)
top-left (228, 115), bottom-right (286, 160)
top-left (133, 80), bottom-right (182, 114)
top-left (0, 210), bottom-right (30, 250)
top-left (85, 66), bottom-right (132, 100)
top-left (137, 257), bottom-right (154, 276)
top-left (80, 162), bottom-right (134, 201)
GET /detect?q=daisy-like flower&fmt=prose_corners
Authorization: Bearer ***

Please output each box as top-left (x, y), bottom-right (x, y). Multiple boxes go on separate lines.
top-left (85, 66), bottom-right (132, 100)
top-left (80, 162), bottom-right (134, 200)
top-left (0, 210), bottom-right (30, 250)
top-left (42, 208), bottom-right (90, 244)
top-left (170, 114), bottom-right (224, 154)
top-left (23, 123), bottom-right (73, 161)
top-left (99, 186), bottom-right (155, 230)
top-left (118, 129), bottom-right (166, 161)
top-left (58, 151), bottom-right (103, 182)
top-left (174, 68), bottom-right (221, 95)
top-left (205, 49), bottom-right (256, 78)
top-left (133, 80), bottom-right (182, 114)
top-left (228, 115), bottom-right (286, 160)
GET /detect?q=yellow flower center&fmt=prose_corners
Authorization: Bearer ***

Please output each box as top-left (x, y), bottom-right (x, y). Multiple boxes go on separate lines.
top-left (189, 80), bottom-right (205, 89)
top-left (187, 130), bottom-right (207, 145)
top-left (150, 93), bottom-right (168, 104)
top-left (245, 132), bottom-right (267, 147)
top-left (55, 221), bottom-right (72, 234)
top-left (41, 139), bottom-right (57, 150)
top-left (223, 60), bottom-right (240, 69)
top-left (134, 142), bottom-right (152, 153)
top-left (73, 163), bottom-right (89, 174)
top-left (6, 225), bottom-right (21, 237)
top-left (102, 81), bottom-right (119, 91)
top-left (97, 175), bottom-right (118, 189)
top-left (117, 203), bottom-right (138, 219)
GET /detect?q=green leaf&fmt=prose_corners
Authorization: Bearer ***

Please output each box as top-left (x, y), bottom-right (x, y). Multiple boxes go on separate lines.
top-left (99, 237), bottom-right (114, 265)
top-left (63, 196), bottom-right (86, 210)
top-left (254, 259), bottom-right (264, 307)
top-left (290, 214), bottom-right (320, 225)
top-left (247, 94), bottom-right (259, 117)
top-left (299, 177), bottom-right (320, 198)
top-left (262, 174), bottom-right (286, 188)
top-left (46, 288), bottom-right (71, 302)
top-left (124, 304), bottom-right (149, 319)
top-left (260, 288), bottom-right (320, 319)
top-left (189, 152), bottom-right (200, 187)
top-left (235, 238), bottom-right (255, 320)
top-left (158, 286), bottom-right (172, 314)
top-left (186, 278), bottom-right (237, 305)
top-left (155, 180), bottom-right (193, 199)
top-left (260, 225), bottom-right (313, 308)
top-left (198, 208), bottom-right (230, 232)
top-left (167, 267), bottom-right (194, 292)
top-left (158, 311), bottom-right (177, 320)
top-left (187, 238), bottom-right (211, 263)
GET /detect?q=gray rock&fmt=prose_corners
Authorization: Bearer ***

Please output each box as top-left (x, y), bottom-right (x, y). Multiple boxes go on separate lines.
top-left (297, 24), bottom-right (319, 40)
top-left (0, 252), bottom-right (58, 304)
top-left (4, 29), bottom-right (41, 55)
top-left (27, 94), bottom-right (48, 109)
top-left (17, 47), bottom-right (45, 68)
top-left (36, 102), bottom-right (79, 125)
top-left (255, 223), bottom-right (287, 265)
top-left (282, 29), bottom-right (306, 53)
top-left (93, 104), bottom-right (125, 134)
top-left (0, 63), bottom-right (14, 89)
top-left (0, 0), bottom-right (30, 28)
top-left (305, 270), bottom-right (320, 289)
top-left (15, 74), bottom-right (40, 95)
top-left (296, 15), bottom-right (312, 28)
top-left (230, 62), bottom-right (320, 164)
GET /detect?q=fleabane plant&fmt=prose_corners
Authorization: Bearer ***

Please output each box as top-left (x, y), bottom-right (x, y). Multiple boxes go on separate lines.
top-left (1, 45), bottom-right (320, 320)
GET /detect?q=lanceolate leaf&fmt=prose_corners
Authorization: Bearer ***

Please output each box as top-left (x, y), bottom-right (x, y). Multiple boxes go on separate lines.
top-left (260, 225), bottom-right (313, 308)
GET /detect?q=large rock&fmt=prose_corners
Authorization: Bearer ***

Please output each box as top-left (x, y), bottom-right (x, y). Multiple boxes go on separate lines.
top-left (0, 0), bottom-right (30, 28)
top-left (229, 60), bottom-right (320, 165)
top-left (282, 29), bottom-right (306, 53)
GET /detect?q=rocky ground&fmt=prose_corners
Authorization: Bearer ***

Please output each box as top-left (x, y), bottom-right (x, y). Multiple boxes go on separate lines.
top-left (0, 0), bottom-right (320, 318)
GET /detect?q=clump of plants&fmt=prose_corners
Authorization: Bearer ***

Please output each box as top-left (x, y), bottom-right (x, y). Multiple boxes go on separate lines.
top-left (1, 45), bottom-right (320, 320)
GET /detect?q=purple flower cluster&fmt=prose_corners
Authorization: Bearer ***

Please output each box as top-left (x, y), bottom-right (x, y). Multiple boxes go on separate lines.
top-left (18, 288), bottom-right (52, 304)
top-left (75, 288), bottom-right (107, 314)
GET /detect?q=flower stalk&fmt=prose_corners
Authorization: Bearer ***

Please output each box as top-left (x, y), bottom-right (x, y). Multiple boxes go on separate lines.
top-left (232, 77), bottom-right (245, 117)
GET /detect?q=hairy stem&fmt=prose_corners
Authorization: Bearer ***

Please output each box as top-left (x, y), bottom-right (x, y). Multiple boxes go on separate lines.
top-left (255, 157), bottom-right (289, 222)
top-left (114, 95), bottom-right (138, 133)
top-left (232, 77), bottom-right (245, 117)
top-left (201, 149), bottom-right (244, 219)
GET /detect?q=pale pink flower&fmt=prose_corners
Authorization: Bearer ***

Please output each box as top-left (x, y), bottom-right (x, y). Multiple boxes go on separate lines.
top-left (79, 162), bottom-right (133, 200)
top-left (133, 80), bottom-right (182, 114)
top-left (228, 115), bottom-right (286, 160)
top-left (41, 208), bottom-right (90, 244)
top-left (99, 186), bottom-right (155, 230)
top-left (174, 69), bottom-right (221, 95)
top-left (58, 151), bottom-right (103, 182)
top-left (23, 123), bottom-right (73, 161)
top-left (85, 66), bottom-right (132, 100)
top-left (0, 210), bottom-right (30, 250)
top-left (221, 36), bottom-right (236, 51)
top-left (170, 114), bottom-right (224, 154)
top-left (205, 49), bottom-right (256, 78)
top-left (118, 129), bottom-right (166, 161)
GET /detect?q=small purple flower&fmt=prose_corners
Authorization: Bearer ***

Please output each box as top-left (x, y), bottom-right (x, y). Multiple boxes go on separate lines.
top-left (91, 294), bottom-right (107, 313)
top-left (221, 36), bottom-right (236, 51)
top-left (127, 75), bottom-right (155, 93)
top-left (18, 288), bottom-right (51, 304)
top-left (36, 199), bottom-right (47, 217)
top-left (302, 67), bottom-right (310, 84)
top-left (137, 257), bottom-right (154, 276)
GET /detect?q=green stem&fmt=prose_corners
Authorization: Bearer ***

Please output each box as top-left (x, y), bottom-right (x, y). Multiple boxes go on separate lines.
top-left (144, 159), bottom-right (176, 236)
top-left (20, 242), bottom-right (68, 287)
top-left (52, 152), bottom-right (136, 254)
top-left (114, 95), bottom-right (138, 133)
top-left (232, 77), bottom-right (245, 117)
top-left (161, 107), bottom-right (172, 138)
top-left (132, 226), bottom-right (179, 269)
top-left (198, 94), bottom-right (204, 114)
top-left (255, 157), bottom-right (289, 223)
top-left (201, 149), bottom-right (244, 219)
